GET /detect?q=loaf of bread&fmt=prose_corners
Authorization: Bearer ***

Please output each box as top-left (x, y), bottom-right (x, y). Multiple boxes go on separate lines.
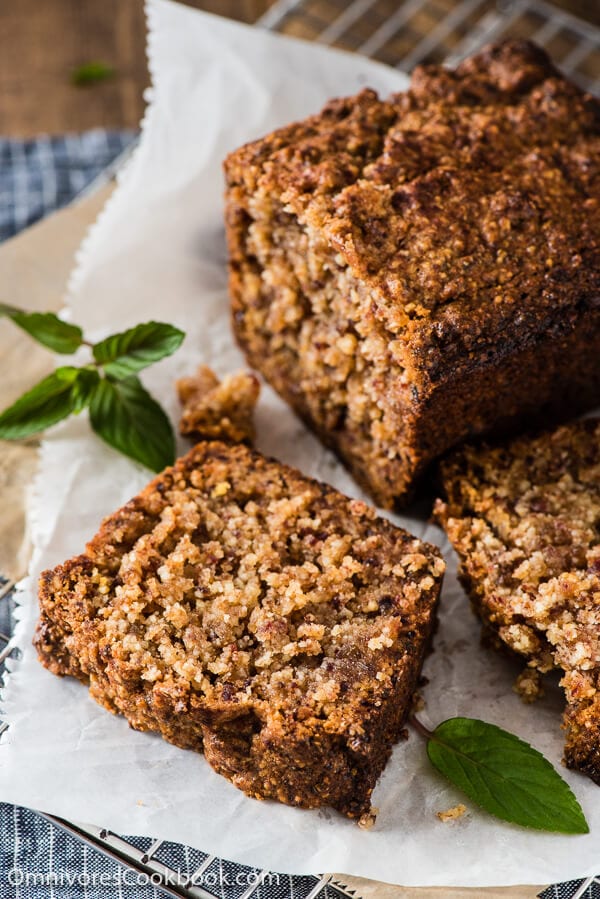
top-left (35, 440), bottom-right (444, 820)
top-left (435, 419), bottom-right (600, 784)
top-left (224, 40), bottom-right (600, 507)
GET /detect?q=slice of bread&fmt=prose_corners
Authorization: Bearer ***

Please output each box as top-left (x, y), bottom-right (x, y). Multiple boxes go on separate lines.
top-left (36, 440), bottom-right (444, 820)
top-left (436, 419), bottom-right (600, 783)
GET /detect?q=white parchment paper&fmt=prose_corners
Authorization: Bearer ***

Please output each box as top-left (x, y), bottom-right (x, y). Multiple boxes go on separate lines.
top-left (1, 0), bottom-right (599, 885)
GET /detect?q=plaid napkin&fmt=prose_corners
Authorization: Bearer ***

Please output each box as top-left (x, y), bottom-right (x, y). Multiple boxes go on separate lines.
top-left (0, 130), bottom-right (136, 243)
top-left (0, 804), bottom-right (333, 899)
top-left (0, 131), bottom-right (597, 899)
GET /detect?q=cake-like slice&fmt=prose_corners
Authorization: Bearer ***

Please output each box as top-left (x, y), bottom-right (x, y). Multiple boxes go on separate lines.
top-left (435, 419), bottom-right (600, 783)
top-left (35, 441), bottom-right (444, 819)
top-left (224, 40), bottom-right (600, 508)
top-left (177, 365), bottom-right (259, 444)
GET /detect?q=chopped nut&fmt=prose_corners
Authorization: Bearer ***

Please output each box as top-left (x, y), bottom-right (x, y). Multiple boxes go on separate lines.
top-left (212, 481), bottom-right (231, 497)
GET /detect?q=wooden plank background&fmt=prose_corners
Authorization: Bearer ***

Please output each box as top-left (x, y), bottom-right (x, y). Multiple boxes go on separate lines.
top-left (0, 1), bottom-right (271, 137)
top-left (1, 0), bottom-right (599, 138)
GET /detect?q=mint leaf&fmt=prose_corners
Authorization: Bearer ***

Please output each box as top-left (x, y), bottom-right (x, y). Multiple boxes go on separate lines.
top-left (427, 717), bottom-right (588, 834)
top-left (70, 367), bottom-right (100, 413)
top-left (71, 61), bottom-right (115, 86)
top-left (89, 376), bottom-right (175, 471)
top-left (0, 308), bottom-right (182, 467)
top-left (93, 322), bottom-right (185, 379)
top-left (0, 304), bottom-right (83, 354)
top-left (0, 366), bottom-right (176, 468)
top-left (0, 367), bottom-right (82, 439)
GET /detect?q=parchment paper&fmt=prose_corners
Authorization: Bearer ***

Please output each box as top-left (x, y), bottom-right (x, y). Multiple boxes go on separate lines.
top-left (1, 0), bottom-right (599, 886)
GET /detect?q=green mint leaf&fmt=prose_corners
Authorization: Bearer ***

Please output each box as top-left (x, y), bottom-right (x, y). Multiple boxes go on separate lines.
top-left (71, 61), bottom-right (115, 86)
top-left (0, 303), bottom-right (20, 316)
top-left (89, 376), bottom-right (175, 472)
top-left (92, 321), bottom-right (185, 380)
top-left (0, 304), bottom-right (83, 354)
top-left (71, 367), bottom-right (101, 413)
top-left (427, 717), bottom-right (589, 834)
top-left (0, 367), bottom-right (82, 440)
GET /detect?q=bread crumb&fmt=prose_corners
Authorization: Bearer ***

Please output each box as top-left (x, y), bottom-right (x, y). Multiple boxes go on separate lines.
top-left (177, 364), bottom-right (259, 444)
top-left (513, 667), bottom-right (544, 704)
top-left (358, 808), bottom-right (378, 829)
top-left (436, 804), bottom-right (467, 823)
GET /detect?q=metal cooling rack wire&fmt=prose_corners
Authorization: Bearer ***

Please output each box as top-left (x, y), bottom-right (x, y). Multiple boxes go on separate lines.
top-left (0, 576), bottom-right (15, 744)
top-left (258, 0), bottom-right (600, 94)
top-left (38, 815), bottom-right (362, 899)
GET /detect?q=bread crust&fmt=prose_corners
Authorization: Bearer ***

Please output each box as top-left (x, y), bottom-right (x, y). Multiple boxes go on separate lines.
top-left (35, 441), bottom-right (444, 818)
top-left (224, 40), bottom-right (600, 507)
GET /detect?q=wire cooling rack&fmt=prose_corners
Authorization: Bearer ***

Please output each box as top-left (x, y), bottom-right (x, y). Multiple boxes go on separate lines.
top-left (259, 0), bottom-right (600, 92)
top-left (2, 1), bottom-right (600, 897)
top-left (0, 579), bottom-right (13, 749)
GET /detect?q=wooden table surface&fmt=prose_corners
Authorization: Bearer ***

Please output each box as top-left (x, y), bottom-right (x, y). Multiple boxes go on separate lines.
top-left (0, 0), bottom-right (271, 137)
top-left (1, 0), bottom-right (599, 138)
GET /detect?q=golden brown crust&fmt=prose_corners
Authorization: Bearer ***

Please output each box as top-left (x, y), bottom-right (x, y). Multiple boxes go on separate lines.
top-left (435, 419), bottom-right (600, 784)
top-left (224, 40), bottom-right (600, 507)
top-left (35, 441), bottom-right (444, 818)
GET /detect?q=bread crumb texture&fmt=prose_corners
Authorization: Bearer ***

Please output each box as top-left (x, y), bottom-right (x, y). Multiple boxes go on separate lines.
top-left (437, 804), bottom-right (467, 823)
top-left (436, 418), bottom-right (600, 784)
top-left (513, 667), bottom-right (545, 704)
top-left (177, 365), bottom-right (259, 445)
top-left (35, 441), bottom-right (444, 819)
top-left (225, 40), bottom-right (600, 507)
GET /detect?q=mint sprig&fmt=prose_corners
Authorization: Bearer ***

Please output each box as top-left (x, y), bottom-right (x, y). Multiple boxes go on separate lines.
top-left (0, 367), bottom-right (85, 439)
top-left (71, 61), bottom-right (116, 87)
top-left (0, 305), bottom-right (185, 471)
top-left (89, 376), bottom-right (175, 473)
top-left (0, 304), bottom-right (83, 354)
top-left (93, 321), bottom-right (185, 380)
top-left (411, 715), bottom-right (589, 834)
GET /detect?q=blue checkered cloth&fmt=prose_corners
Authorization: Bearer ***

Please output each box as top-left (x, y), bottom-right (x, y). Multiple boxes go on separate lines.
top-left (0, 133), bottom-right (598, 899)
top-left (0, 806), bottom-right (336, 899)
top-left (0, 130), bottom-right (136, 242)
